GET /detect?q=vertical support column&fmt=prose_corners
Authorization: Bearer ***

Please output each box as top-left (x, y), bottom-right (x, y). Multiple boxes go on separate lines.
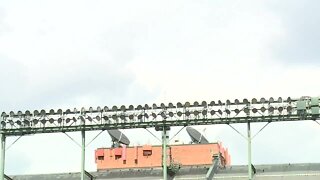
top-left (0, 133), bottom-right (5, 180)
top-left (81, 130), bottom-right (85, 180)
top-left (162, 126), bottom-right (168, 180)
top-left (247, 122), bottom-right (252, 180)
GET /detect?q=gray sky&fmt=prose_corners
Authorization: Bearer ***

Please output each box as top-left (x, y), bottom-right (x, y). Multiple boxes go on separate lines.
top-left (1, 0), bottom-right (320, 175)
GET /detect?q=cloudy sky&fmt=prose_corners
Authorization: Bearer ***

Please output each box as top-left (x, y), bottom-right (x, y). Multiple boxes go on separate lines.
top-left (1, 0), bottom-right (320, 175)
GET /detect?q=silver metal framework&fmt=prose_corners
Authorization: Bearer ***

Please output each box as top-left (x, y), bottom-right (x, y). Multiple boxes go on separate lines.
top-left (1, 97), bottom-right (317, 136)
top-left (0, 96), bottom-right (319, 180)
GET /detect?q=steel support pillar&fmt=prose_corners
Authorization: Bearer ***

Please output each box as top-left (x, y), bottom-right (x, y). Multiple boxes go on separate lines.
top-left (0, 133), bottom-right (5, 180)
top-left (81, 130), bottom-right (85, 180)
top-left (247, 122), bottom-right (253, 180)
top-left (162, 127), bottom-right (168, 180)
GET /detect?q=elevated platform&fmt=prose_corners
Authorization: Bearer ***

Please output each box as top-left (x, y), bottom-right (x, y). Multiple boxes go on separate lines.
top-left (9, 163), bottom-right (320, 180)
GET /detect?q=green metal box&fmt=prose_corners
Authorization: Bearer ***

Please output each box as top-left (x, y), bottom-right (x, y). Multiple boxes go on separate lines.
top-left (311, 97), bottom-right (319, 107)
top-left (296, 100), bottom-right (307, 110)
top-left (311, 107), bottom-right (320, 115)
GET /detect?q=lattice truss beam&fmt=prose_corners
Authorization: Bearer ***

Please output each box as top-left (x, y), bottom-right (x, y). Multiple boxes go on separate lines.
top-left (0, 96), bottom-right (319, 136)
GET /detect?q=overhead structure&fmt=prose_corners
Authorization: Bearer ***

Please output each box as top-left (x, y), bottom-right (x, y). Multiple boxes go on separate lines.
top-left (107, 129), bottom-right (130, 146)
top-left (186, 127), bottom-right (209, 144)
top-left (0, 96), bottom-right (319, 180)
top-left (0, 96), bottom-right (319, 136)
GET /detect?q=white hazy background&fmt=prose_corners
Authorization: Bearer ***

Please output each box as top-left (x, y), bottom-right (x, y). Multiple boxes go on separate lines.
top-left (1, 0), bottom-right (320, 175)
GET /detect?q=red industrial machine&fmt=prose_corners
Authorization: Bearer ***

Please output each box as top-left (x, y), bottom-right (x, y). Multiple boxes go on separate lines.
top-left (95, 127), bottom-right (231, 171)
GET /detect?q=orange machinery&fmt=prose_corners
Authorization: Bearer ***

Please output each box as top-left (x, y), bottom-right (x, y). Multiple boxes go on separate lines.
top-left (95, 142), bottom-right (231, 171)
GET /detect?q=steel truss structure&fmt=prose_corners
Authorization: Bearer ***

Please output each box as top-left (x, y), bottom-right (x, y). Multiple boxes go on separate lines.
top-left (0, 96), bottom-right (319, 180)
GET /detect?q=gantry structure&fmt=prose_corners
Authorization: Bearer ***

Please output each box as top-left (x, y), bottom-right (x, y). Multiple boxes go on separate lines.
top-left (0, 96), bottom-right (319, 180)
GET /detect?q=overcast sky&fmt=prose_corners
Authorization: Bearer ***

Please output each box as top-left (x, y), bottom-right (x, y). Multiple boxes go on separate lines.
top-left (1, 0), bottom-right (320, 175)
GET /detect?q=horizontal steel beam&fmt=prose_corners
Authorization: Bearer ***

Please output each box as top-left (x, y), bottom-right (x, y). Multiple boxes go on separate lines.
top-left (1, 96), bottom-right (318, 136)
top-left (0, 97), bottom-right (299, 118)
top-left (0, 114), bottom-right (313, 136)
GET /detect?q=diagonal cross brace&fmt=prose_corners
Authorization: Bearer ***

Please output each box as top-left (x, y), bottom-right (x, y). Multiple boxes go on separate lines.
top-left (4, 174), bottom-right (13, 180)
top-left (85, 170), bottom-right (94, 180)
top-left (205, 155), bottom-right (220, 180)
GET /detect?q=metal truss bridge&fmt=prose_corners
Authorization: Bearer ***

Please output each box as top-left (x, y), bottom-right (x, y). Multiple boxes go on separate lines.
top-left (0, 96), bottom-right (319, 180)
